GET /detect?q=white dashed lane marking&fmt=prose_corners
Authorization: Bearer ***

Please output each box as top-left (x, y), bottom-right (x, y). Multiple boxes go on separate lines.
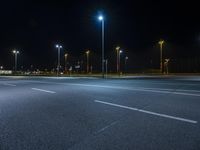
top-left (31, 88), bottom-right (56, 94)
top-left (3, 83), bottom-right (17, 86)
top-left (95, 100), bottom-right (198, 124)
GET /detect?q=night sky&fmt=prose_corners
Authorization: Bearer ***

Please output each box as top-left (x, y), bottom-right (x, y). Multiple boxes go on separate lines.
top-left (0, 0), bottom-right (200, 72)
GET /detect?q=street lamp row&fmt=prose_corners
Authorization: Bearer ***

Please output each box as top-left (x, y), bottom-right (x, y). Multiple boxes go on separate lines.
top-left (55, 48), bottom-right (91, 74)
top-left (10, 13), bottom-right (164, 76)
top-left (10, 14), bottom-right (120, 77)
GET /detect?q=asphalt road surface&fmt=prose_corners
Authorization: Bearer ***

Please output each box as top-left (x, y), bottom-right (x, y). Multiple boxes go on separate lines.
top-left (0, 76), bottom-right (200, 150)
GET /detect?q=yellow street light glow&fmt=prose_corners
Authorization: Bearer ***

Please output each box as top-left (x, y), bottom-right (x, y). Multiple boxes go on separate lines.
top-left (86, 50), bottom-right (90, 54)
top-left (116, 46), bottom-right (120, 51)
top-left (158, 40), bottom-right (164, 45)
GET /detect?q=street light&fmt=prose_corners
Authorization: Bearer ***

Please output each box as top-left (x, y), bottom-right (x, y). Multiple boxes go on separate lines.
top-left (98, 15), bottom-right (105, 78)
top-left (105, 59), bottom-right (108, 78)
top-left (119, 50), bottom-right (123, 74)
top-left (98, 16), bottom-right (103, 21)
top-left (164, 59), bottom-right (170, 74)
top-left (116, 46), bottom-right (120, 73)
top-left (116, 46), bottom-right (123, 74)
top-left (56, 44), bottom-right (62, 76)
top-left (86, 50), bottom-right (90, 73)
top-left (158, 40), bottom-right (164, 74)
top-left (12, 50), bottom-right (19, 72)
top-left (125, 56), bottom-right (128, 74)
top-left (64, 53), bottom-right (68, 72)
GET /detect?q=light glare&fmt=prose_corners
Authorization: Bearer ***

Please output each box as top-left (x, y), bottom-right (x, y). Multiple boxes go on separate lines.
top-left (116, 46), bottom-right (120, 50)
top-left (56, 44), bottom-right (62, 48)
top-left (98, 16), bottom-right (103, 21)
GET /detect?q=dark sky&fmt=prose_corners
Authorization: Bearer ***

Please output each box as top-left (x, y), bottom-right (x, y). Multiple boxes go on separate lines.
top-left (0, 0), bottom-right (200, 71)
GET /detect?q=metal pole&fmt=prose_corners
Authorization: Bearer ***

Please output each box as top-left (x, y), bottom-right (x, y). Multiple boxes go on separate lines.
top-left (65, 54), bottom-right (67, 72)
top-left (105, 59), bottom-right (108, 78)
top-left (125, 58), bottom-right (126, 75)
top-left (166, 62), bottom-right (168, 74)
top-left (160, 44), bottom-right (163, 73)
top-left (87, 53), bottom-right (89, 73)
top-left (57, 47), bottom-right (60, 76)
top-left (102, 20), bottom-right (105, 78)
top-left (119, 52), bottom-right (121, 75)
top-left (117, 49), bottom-right (119, 73)
top-left (15, 53), bottom-right (17, 72)
top-left (65, 55), bottom-right (66, 72)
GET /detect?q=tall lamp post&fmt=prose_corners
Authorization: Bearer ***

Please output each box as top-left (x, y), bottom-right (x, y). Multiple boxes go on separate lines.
top-left (12, 50), bottom-right (19, 72)
top-left (105, 59), bottom-right (108, 78)
top-left (116, 46), bottom-right (120, 73)
top-left (98, 15), bottom-right (105, 78)
top-left (164, 59), bottom-right (170, 74)
top-left (119, 50), bottom-right (123, 74)
top-left (64, 53), bottom-right (68, 72)
top-left (56, 44), bottom-right (62, 76)
top-left (125, 56), bottom-right (128, 74)
top-left (158, 40), bottom-right (164, 74)
top-left (86, 50), bottom-right (90, 73)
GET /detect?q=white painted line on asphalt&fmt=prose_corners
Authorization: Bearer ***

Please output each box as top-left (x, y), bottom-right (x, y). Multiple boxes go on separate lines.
top-left (22, 81), bottom-right (200, 97)
top-left (139, 87), bottom-right (200, 93)
top-left (95, 121), bottom-right (119, 134)
top-left (175, 89), bottom-right (200, 93)
top-left (94, 100), bottom-right (198, 124)
top-left (3, 83), bottom-right (17, 86)
top-left (31, 88), bottom-right (56, 94)
top-left (144, 82), bottom-right (198, 86)
top-left (137, 88), bottom-right (200, 97)
top-left (172, 92), bottom-right (200, 97)
top-left (69, 84), bottom-right (200, 97)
